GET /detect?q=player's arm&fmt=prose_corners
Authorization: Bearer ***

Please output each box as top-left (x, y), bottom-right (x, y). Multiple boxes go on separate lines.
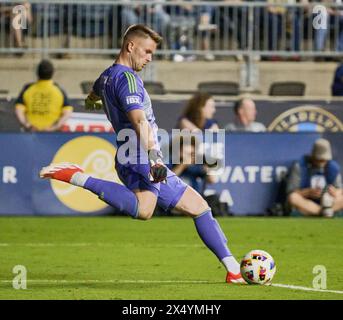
top-left (45, 107), bottom-right (73, 132)
top-left (127, 109), bottom-right (167, 183)
top-left (15, 83), bottom-right (33, 131)
top-left (127, 109), bottom-right (157, 151)
top-left (15, 103), bottom-right (32, 130)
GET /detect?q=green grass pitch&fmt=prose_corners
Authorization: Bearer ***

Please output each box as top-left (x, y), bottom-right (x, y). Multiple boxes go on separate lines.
top-left (0, 216), bottom-right (342, 300)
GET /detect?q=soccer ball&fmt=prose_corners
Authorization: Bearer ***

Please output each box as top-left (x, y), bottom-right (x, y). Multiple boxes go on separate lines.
top-left (240, 250), bottom-right (276, 285)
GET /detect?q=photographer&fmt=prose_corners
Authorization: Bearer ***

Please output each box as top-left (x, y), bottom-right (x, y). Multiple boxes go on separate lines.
top-left (169, 135), bottom-right (216, 194)
top-left (286, 139), bottom-right (343, 217)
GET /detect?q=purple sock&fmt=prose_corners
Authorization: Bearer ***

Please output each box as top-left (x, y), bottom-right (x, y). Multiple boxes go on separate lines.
top-left (194, 210), bottom-right (232, 260)
top-left (84, 177), bottom-right (138, 218)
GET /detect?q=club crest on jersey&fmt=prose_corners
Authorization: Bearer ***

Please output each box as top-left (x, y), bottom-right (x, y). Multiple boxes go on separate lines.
top-left (126, 96), bottom-right (140, 105)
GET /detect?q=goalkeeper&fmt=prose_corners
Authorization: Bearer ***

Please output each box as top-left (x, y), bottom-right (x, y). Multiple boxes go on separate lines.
top-left (40, 24), bottom-right (245, 284)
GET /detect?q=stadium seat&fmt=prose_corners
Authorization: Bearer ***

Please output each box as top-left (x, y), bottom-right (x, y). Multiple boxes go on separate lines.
top-left (269, 81), bottom-right (306, 96)
top-left (144, 81), bottom-right (166, 95)
top-left (197, 81), bottom-right (240, 96)
top-left (80, 81), bottom-right (94, 94)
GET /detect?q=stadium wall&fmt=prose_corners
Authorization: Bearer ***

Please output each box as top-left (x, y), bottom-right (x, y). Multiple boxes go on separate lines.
top-left (0, 58), bottom-right (340, 97)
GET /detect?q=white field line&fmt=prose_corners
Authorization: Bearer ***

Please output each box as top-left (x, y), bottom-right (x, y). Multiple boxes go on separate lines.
top-left (270, 283), bottom-right (343, 295)
top-left (1, 243), bottom-right (342, 294)
top-left (0, 279), bottom-right (342, 294)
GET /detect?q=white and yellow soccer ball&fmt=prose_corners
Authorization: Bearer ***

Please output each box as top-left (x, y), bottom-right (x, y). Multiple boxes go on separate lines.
top-left (240, 250), bottom-right (276, 285)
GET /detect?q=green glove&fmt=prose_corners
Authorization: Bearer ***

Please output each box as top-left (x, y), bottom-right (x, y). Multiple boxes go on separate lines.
top-left (85, 96), bottom-right (103, 110)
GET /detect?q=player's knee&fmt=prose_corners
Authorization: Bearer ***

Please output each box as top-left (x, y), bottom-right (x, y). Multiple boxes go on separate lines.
top-left (188, 198), bottom-right (210, 217)
top-left (288, 192), bottom-right (300, 205)
top-left (137, 208), bottom-right (154, 220)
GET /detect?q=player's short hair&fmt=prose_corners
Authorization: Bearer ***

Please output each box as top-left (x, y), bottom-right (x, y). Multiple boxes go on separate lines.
top-left (37, 59), bottom-right (54, 80)
top-left (123, 24), bottom-right (163, 45)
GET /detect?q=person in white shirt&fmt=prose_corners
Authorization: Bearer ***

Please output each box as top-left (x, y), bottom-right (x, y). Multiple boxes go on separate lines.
top-left (225, 98), bottom-right (266, 132)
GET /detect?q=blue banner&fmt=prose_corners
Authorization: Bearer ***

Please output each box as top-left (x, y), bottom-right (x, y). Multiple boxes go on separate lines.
top-left (1, 132), bottom-right (342, 216)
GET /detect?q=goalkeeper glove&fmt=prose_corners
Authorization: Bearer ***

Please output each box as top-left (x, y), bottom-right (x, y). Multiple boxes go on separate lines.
top-left (85, 95), bottom-right (103, 110)
top-left (148, 149), bottom-right (167, 183)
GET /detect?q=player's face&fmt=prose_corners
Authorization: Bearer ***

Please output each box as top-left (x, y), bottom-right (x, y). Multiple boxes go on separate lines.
top-left (131, 37), bottom-right (157, 72)
top-left (202, 98), bottom-right (216, 119)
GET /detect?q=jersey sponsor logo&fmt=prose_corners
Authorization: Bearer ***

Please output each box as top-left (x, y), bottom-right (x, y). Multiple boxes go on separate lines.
top-left (50, 136), bottom-right (122, 213)
top-left (268, 105), bottom-right (343, 132)
top-left (126, 95), bottom-right (140, 105)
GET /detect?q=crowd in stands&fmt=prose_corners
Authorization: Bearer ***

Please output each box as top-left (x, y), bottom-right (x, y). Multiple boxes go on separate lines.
top-left (2, 1), bottom-right (343, 61)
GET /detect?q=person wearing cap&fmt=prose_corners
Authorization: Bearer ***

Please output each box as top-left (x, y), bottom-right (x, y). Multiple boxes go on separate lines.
top-left (286, 138), bottom-right (343, 217)
top-left (15, 59), bottom-right (73, 132)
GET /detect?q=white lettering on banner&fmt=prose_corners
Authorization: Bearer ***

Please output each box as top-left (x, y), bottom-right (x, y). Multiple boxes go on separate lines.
top-left (62, 112), bottom-right (113, 133)
top-left (245, 166), bottom-right (259, 183)
top-left (219, 189), bottom-right (234, 206)
top-left (204, 189), bottom-right (233, 206)
top-left (2, 166), bottom-right (17, 183)
top-left (261, 166), bottom-right (273, 183)
top-left (216, 166), bottom-right (289, 184)
top-left (230, 166), bottom-right (245, 183)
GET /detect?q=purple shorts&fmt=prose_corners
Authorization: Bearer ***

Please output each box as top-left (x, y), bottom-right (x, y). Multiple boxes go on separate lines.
top-left (115, 161), bottom-right (188, 211)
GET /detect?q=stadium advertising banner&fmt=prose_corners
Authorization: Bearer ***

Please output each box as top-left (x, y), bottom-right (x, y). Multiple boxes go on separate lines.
top-left (2, 132), bottom-right (342, 216)
top-left (0, 133), bottom-right (118, 215)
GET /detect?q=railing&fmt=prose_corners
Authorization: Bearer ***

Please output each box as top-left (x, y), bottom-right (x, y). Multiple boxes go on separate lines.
top-left (1, 0), bottom-right (343, 58)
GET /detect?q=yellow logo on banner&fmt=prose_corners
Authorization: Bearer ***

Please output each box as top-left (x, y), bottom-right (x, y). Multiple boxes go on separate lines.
top-left (50, 136), bottom-right (120, 213)
top-left (268, 106), bottom-right (343, 132)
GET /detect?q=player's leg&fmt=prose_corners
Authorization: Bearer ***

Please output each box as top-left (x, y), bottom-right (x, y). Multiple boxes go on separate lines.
top-left (133, 189), bottom-right (158, 220)
top-left (287, 192), bottom-right (321, 216)
top-left (174, 186), bottom-right (244, 283)
top-left (39, 162), bottom-right (157, 220)
top-left (157, 172), bottom-right (244, 283)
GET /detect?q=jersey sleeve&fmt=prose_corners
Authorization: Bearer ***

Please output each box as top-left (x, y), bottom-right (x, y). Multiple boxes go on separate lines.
top-left (15, 83), bottom-right (32, 106)
top-left (56, 84), bottom-right (73, 111)
top-left (115, 72), bottom-right (144, 113)
top-left (92, 77), bottom-right (101, 97)
top-left (62, 94), bottom-right (73, 112)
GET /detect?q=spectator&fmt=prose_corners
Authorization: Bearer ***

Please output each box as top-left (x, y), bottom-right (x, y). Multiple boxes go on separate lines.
top-left (197, 3), bottom-right (217, 61)
top-left (266, 0), bottom-right (287, 51)
top-left (314, 0), bottom-right (343, 53)
top-left (121, 0), bottom-right (170, 36)
top-left (225, 98), bottom-right (266, 132)
top-left (167, 0), bottom-right (197, 62)
top-left (331, 63), bottom-right (343, 95)
top-left (169, 135), bottom-right (216, 195)
top-left (15, 60), bottom-right (73, 132)
top-left (286, 138), bottom-right (343, 217)
top-left (177, 92), bottom-right (219, 132)
top-left (0, 1), bottom-right (32, 51)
